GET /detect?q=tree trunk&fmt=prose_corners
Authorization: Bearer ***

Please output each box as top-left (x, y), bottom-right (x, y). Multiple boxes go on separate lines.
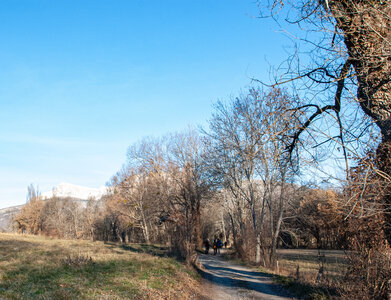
top-left (141, 211), bottom-right (150, 243)
top-left (229, 212), bottom-right (240, 254)
top-left (330, 0), bottom-right (391, 240)
top-left (255, 232), bottom-right (262, 265)
top-left (270, 176), bottom-right (286, 268)
top-left (376, 140), bottom-right (391, 241)
top-left (191, 207), bottom-right (202, 249)
top-left (250, 202), bottom-right (261, 264)
top-left (330, 1), bottom-right (391, 141)
top-left (221, 213), bottom-right (227, 244)
top-left (270, 204), bottom-right (284, 268)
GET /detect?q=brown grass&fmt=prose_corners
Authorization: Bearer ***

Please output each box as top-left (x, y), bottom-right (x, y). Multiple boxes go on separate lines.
top-left (276, 249), bottom-right (348, 282)
top-left (269, 249), bottom-right (350, 299)
top-left (0, 233), bottom-right (201, 299)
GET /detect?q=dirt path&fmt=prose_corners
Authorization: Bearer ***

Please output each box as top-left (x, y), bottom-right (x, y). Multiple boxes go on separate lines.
top-left (195, 252), bottom-right (296, 300)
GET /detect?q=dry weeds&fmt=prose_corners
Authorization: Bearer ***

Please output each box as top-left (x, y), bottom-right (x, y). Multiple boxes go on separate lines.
top-left (0, 233), bottom-right (201, 299)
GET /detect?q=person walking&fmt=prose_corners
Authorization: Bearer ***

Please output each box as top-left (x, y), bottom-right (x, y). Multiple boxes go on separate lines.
top-left (216, 238), bottom-right (223, 254)
top-left (213, 239), bottom-right (218, 255)
top-left (204, 239), bottom-right (210, 254)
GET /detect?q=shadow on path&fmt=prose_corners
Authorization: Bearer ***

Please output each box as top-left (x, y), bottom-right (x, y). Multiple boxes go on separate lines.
top-left (197, 254), bottom-right (295, 300)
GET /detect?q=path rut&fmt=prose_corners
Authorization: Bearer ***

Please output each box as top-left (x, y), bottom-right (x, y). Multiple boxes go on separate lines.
top-left (195, 253), bottom-right (296, 300)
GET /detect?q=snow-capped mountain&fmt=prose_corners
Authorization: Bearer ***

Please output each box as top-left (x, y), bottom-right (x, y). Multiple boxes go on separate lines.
top-left (41, 182), bottom-right (110, 200)
top-left (0, 183), bottom-right (110, 232)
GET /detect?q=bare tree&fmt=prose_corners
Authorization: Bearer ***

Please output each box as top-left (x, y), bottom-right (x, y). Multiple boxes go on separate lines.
top-left (83, 197), bottom-right (103, 240)
top-left (120, 131), bottom-right (215, 261)
top-left (206, 89), bottom-right (266, 263)
top-left (26, 183), bottom-right (40, 203)
top-left (257, 1), bottom-right (391, 296)
top-left (165, 130), bottom-right (216, 259)
top-left (258, 1), bottom-right (391, 222)
top-left (108, 166), bottom-right (168, 244)
top-left (40, 197), bottom-right (83, 239)
top-left (206, 87), bottom-right (297, 266)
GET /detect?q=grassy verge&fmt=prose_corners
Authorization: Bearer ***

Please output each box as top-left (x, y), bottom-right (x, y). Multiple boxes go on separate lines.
top-left (273, 274), bottom-right (334, 300)
top-left (276, 249), bottom-right (348, 281)
top-left (0, 233), bottom-right (200, 299)
top-left (274, 249), bottom-right (346, 299)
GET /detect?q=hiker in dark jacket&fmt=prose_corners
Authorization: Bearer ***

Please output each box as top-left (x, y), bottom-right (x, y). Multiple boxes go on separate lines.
top-left (204, 239), bottom-right (210, 254)
top-left (216, 238), bottom-right (223, 254)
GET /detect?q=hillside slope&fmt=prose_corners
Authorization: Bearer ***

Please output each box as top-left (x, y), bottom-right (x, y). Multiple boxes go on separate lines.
top-left (0, 205), bottom-right (23, 231)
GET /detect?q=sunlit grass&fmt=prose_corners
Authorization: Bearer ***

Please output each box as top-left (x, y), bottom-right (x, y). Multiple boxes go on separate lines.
top-left (276, 249), bottom-right (348, 281)
top-left (274, 249), bottom-right (348, 299)
top-left (0, 233), bottom-right (200, 299)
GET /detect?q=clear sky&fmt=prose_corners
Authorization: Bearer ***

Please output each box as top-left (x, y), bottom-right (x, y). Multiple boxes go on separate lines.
top-left (0, 0), bottom-right (291, 209)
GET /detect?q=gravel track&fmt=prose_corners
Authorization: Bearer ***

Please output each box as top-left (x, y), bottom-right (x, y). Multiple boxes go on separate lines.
top-left (195, 253), bottom-right (296, 300)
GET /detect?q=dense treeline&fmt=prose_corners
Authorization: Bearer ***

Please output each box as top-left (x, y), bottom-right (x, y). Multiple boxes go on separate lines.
top-left (13, 85), bottom-right (391, 298)
top-left (13, 88), bottom-right (358, 260)
top-left (13, 189), bottom-right (104, 240)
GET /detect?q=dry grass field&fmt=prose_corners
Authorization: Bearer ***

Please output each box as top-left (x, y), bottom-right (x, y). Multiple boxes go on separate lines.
top-left (276, 249), bottom-right (348, 282)
top-left (273, 249), bottom-right (349, 299)
top-left (0, 233), bottom-right (200, 299)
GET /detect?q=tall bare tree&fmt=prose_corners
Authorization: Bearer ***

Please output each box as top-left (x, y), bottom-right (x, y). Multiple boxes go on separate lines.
top-left (259, 0), bottom-right (391, 239)
top-left (26, 183), bottom-right (40, 203)
top-left (108, 165), bottom-right (168, 244)
top-left (166, 130), bottom-right (215, 255)
top-left (206, 87), bottom-right (297, 266)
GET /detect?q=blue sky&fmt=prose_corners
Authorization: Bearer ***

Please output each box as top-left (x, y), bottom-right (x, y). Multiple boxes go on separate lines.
top-left (0, 0), bottom-right (292, 208)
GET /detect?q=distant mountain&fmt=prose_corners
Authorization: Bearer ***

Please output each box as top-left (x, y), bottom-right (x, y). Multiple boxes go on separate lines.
top-left (0, 204), bottom-right (23, 232)
top-left (0, 182), bottom-right (110, 232)
top-left (41, 182), bottom-right (109, 200)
